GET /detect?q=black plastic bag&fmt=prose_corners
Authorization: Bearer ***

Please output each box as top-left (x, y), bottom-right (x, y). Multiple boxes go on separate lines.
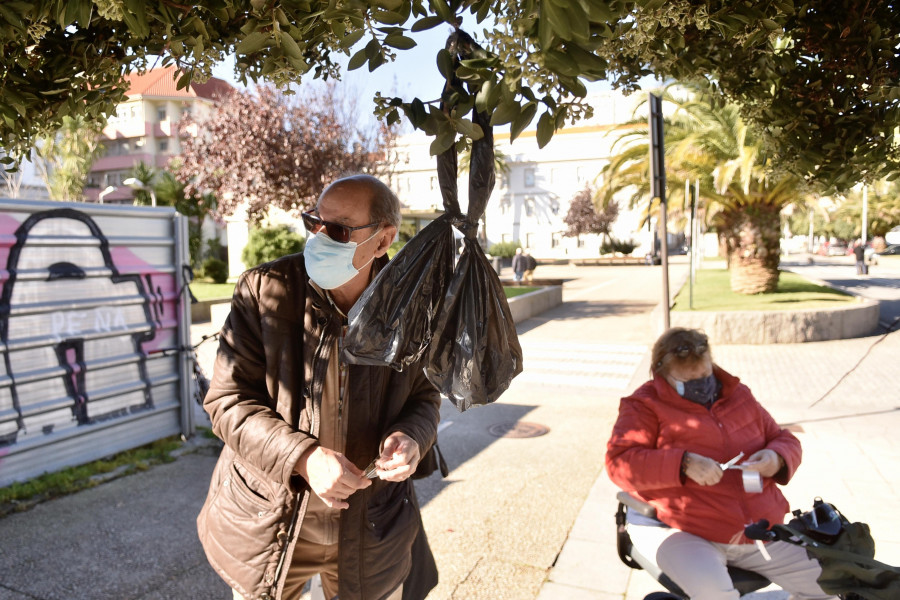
top-left (342, 215), bottom-right (455, 370)
top-left (424, 235), bottom-right (522, 409)
top-left (342, 106), bottom-right (523, 410)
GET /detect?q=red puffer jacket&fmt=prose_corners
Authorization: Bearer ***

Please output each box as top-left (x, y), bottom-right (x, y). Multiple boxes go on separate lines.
top-left (606, 365), bottom-right (801, 544)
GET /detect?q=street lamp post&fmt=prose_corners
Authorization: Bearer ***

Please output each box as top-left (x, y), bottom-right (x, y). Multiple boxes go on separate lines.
top-left (98, 185), bottom-right (115, 204)
top-left (123, 177), bottom-right (157, 207)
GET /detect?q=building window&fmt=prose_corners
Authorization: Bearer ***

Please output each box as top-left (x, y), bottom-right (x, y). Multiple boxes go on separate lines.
top-left (576, 166), bottom-right (590, 183)
top-left (551, 232), bottom-right (562, 248)
top-left (158, 140), bottom-right (169, 152)
top-left (157, 107), bottom-right (167, 122)
top-left (500, 195), bottom-right (511, 215)
top-left (524, 168), bottom-right (535, 187)
top-left (550, 199), bottom-right (560, 215)
top-left (501, 233), bottom-right (512, 244)
top-left (429, 176), bottom-right (437, 191)
top-left (577, 235), bottom-right (585, 248)
top-left (524, 197), bottom-right (535, 217)
top-left (525, 233), bottom-right (535, 249)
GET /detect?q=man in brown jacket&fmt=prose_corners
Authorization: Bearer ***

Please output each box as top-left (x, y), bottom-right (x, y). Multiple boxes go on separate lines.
top-left (198, 175), bottom-right (442, 600)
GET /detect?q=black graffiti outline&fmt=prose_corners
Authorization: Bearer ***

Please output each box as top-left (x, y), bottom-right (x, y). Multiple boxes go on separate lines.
top-left (0, 208), bottom-right (159, 444)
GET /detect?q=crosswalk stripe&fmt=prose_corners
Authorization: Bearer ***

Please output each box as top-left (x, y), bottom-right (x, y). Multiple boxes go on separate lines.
top-left (514, 341), bottom-right (648, 390)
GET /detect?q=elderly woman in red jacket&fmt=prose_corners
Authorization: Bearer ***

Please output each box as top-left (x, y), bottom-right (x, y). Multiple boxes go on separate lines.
top-left (606, 327), bottom-right (836, 600)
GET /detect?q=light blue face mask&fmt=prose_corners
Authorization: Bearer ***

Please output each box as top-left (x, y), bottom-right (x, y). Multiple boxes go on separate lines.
top-left (303, 228), bottom-right (380, 290)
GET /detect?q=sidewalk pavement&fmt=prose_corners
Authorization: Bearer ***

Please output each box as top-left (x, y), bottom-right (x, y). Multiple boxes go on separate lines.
top-left (1, 263), bottom-right (898, 600)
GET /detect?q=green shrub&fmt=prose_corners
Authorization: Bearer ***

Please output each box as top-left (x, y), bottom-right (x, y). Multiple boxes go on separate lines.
top-left (388, 240), bottom-right (405, 259)
top-left (488, 241), bottom-right (521, 258)
top-left (202, 257), bottom-right (229, 283)
top-left (600, 237), bottom-right (638, 255)
top-left (242, 225), bottom-right (306, 268)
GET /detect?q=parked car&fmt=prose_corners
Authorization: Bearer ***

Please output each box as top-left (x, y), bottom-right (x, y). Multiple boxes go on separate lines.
top-left (876, 244), bottom-right (900, 256)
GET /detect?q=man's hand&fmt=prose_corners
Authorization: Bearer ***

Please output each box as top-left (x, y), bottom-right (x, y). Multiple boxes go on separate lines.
top-left (741, 449), bottom-right (784, 478)
top-left (375, 432), bottom-right (420, 482)
top-left (295, 446), bottom-right (370, 509)
top-left (682, 451), bottom-right (724, 486)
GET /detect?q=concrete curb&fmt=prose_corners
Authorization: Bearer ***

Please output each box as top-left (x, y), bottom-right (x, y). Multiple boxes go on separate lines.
top-left (669, 297), bottom-right (880, 344)
top-left (506, 285), bottom-right (563, 324)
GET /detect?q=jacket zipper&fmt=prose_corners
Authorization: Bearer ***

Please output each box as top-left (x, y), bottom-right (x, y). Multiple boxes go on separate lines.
top-left (274, 312), bottom-right (330, 592)
top-left (272, 492), bottom-right (302, 590)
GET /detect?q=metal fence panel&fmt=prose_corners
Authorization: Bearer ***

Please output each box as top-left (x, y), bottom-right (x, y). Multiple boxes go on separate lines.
top-left (0, 200), bottom-right (193, 487)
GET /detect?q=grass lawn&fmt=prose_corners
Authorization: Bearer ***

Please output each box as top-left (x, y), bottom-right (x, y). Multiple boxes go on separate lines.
top-left (191, 281), bottom-right (538, 301)
top-left (190, 281), bottom-right (235, 301)
top-left (672, 268), bottom-right (855, 311)
top-left (504, 286), bottom-right (539, 298)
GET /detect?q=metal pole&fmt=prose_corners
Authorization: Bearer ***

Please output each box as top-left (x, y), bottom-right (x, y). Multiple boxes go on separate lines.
top-left (689, 180), bottom-right (697, 310)
top-left (862, 185), bottom-right (868, 244)
top-left (687, 179), bottom-right (693, 310)
top-left (648, 93), bottom-right (670, 330)
top-left (694, 179), bottom-right (700, 271)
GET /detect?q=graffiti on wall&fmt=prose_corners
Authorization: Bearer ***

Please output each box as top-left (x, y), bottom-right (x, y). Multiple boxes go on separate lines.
top-left (0, 208), bottom-right (178, 447)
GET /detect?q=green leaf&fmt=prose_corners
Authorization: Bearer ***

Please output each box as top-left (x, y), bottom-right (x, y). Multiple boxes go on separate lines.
top-left (236, 31), bottom-right (271, 55)
top-left (490, 99), bottom-right (520, 126)
top-left (436, 48), bottom-right (453, 79)
top-left (454, 117), bottom-right (484, 140)
top-left (280, 31), bottom-right (303, 60)
top-left (430, 130), bottom-right (456, 155)
top-left (368, 52), bottom-right (385, 71)
top-left (510, 102), bottom-right (537, 140)
top-left (475, 78), bottom-right (494, 113)
top-left (411, 15), bottom-right (444, 31)
top-left (0, 3), bottom-right (24, 30)
top-left (121, 0), bottom-right (150, 38)
top-left (542, 0), bottom-right (573, 42)
top-left (384, 34), bottom-right (417, 49)
top-left (372, 9), bottom-right (405, 25)
top-left (340, 29), bottom-right (366, 49)
top-left (365, 38), bottom-right (381, 58)
top-left (347, 47), bottom-right (368, 70)
top-left (536, 111), bottom-right (554, 148)
top-left (431, 0), bottom-right (454, 23)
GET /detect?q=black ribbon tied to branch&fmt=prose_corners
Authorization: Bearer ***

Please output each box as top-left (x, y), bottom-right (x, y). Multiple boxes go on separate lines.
top-left (342, 96), bottom-right (523, 411)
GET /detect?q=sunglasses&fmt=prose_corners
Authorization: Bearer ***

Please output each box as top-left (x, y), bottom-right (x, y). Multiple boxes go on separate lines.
top-left (672, 341), bottom-right (708, 358)
top-left (301, 211), bottom-right (381, 244)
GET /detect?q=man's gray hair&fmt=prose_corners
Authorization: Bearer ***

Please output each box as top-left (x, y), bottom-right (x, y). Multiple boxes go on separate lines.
top-left (320, 174), bottom-right (401, 229)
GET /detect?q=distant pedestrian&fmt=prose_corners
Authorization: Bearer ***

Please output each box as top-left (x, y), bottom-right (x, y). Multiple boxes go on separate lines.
top-left (523, 249), bottom-right (537, 285)
top-left (511, 247), bottom-right (525, 284)
top-left (853, 240), bottom-right (867, 275)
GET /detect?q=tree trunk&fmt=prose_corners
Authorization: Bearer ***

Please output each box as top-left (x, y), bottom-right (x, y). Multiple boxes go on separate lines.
top-left (720, 204), bottom-right (782, 294)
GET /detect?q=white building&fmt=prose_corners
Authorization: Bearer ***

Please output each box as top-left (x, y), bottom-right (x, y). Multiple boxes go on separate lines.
top-left (388, 90), bottom-right (655, 259)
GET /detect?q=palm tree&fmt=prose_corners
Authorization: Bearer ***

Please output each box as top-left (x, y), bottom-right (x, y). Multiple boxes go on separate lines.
top-left (596, 86), bottom-right (807, 294)
top-left (33, 115), bottom-right (105, 202)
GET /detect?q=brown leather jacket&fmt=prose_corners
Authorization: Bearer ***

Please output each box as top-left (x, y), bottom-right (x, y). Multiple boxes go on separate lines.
top-left (197, 254), bottom-right (442, 600)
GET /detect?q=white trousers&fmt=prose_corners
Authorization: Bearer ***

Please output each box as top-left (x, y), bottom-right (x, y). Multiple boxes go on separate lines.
top-left (629, 525), bottom-right (838, 600)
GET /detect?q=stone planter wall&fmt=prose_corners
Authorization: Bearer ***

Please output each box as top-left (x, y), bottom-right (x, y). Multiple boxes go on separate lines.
top-left (665, 298), bottom-right (880, 344)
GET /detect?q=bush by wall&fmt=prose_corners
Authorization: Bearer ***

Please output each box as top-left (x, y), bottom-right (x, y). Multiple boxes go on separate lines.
top-left (201, 257), bottom-right (229, 283)
top-left (242, 225), bottom-right (306, 268)
top-left (488, 241), bottom-right (521, 258)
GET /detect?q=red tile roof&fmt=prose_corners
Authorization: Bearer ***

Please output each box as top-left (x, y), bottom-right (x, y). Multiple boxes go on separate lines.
top-left (123, 66), bottom-right (233, 100)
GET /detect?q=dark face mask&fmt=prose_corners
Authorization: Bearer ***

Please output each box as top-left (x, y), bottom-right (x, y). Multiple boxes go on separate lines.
top-left (674, 374), bottom-right (719, 406)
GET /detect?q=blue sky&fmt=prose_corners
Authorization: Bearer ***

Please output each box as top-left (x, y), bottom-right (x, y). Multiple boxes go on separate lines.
top-left (211, 24), bottom-right (452, 107)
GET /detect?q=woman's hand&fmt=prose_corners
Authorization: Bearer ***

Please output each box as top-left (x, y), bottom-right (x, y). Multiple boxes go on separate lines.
top-left (682, 451), bottom-right (724, 486)
top-left (741, 449), bottom-right (784, 478)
